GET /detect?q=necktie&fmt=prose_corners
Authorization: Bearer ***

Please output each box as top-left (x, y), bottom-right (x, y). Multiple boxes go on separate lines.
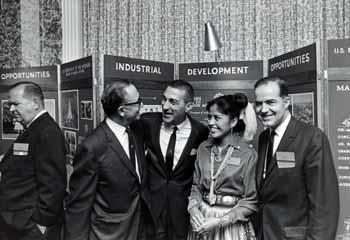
top-left (126, 127), bottom-right (136, 169)
top-left (265, 130), bottom-right (276, 174)
top-left (166, 126), bottom-right (178, 174)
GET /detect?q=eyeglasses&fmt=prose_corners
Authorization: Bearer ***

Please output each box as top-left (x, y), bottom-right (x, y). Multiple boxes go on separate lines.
top-left (122, 97), bottom-right (143, 106)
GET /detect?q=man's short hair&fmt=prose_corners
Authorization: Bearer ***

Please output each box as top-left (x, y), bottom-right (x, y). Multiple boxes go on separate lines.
top-left (101, 79), bottom-right (131, 117)
top-left (254, 76), bottom-right (289, 97)
top-left (10, 81), bottom-right (44, 103)
top-left (165, 80), bottom-right (194, 103)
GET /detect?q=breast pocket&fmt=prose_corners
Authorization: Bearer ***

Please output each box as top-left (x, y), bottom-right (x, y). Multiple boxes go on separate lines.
top-left (283, 226), bottom-right (307, 240)
top-left (6, 155), bottom-right (34, 175)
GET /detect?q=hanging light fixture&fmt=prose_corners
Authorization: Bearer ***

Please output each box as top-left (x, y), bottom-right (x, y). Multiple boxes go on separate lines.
top-left (204, 21), bottom-right (222, 61)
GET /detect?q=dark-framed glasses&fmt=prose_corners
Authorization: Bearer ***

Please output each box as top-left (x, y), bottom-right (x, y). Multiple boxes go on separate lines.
top-left (122, 97), bottom-right (143, 106)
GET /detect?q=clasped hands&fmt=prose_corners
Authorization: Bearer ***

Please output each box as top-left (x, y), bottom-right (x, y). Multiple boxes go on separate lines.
top-left (189, 207), bottom-right (221, 235)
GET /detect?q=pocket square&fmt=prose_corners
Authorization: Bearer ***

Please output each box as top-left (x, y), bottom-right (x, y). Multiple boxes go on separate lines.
top-left (190, 148), bottom-right (197, 156)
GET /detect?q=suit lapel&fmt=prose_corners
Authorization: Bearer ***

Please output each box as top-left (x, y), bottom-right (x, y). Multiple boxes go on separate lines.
top-left (101, 122), bottom-right (138, 179)
top-left (173, 122), bottom-right (198, 174)
top-left (275, 117), bottom-right (297, 152)
top-left (150, 117), bottom-right (168, 177)
top-left (133, 130), bottom-right (145, 182)
top-left (262, 118), bottom-right (297, 186)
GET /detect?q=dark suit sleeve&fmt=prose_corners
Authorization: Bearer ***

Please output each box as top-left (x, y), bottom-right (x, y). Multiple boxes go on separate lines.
top-left (304, 130), bottom-right (339, 240)
top-left (32, 125), bottom-right (66, 226)
top-left (64, 143), bottom-right (99, 240)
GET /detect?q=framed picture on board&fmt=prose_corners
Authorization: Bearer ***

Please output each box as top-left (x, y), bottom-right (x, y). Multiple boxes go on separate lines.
top-left (64, 130), bottom-right (77, 158)
top-left (61, 90), bottom-right (79, 130)
top-left (81, 100), bottom-right (92, 120)
top-left (289, 92), bottom-right (314, 125)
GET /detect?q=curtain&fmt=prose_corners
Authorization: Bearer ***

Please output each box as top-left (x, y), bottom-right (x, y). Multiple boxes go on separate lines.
top-left (82, 0), bottom-right (350, 79)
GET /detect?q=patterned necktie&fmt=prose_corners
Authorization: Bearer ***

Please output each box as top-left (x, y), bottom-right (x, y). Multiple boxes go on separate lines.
top-left (166, 126), bottom-right (178, 174)
top-left (126, 127), bottom-right (136, 169)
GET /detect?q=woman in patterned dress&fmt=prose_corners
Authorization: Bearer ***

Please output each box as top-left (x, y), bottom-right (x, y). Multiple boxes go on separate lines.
top-left (187, 93), bottom-right (257, 240)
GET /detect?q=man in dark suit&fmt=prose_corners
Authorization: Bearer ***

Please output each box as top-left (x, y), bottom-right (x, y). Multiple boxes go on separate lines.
top-left (253, 76), bottom-right (339, 240)
top-left (0, 82), bottom-right (67, 240)
top-left (65, 80), bottom-right (153, 240)
top-left (141, 80), bottom-right (208, 240)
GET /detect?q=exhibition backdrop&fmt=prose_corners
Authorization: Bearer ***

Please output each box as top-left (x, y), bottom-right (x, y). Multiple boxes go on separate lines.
top-left (327, 38), bottom-right (350, 238)
top-left (60, 56), bottom-right (94, 162)
top-left (268, 43), bottom-right (318, 126)
top-left (0, 44), bottom-right (347, 236)
top-left (179, 60), bottom-right (264, 149)
top-left (102, 55), bottom-right (174, 120)
top-left (0, 66), bottom-right (59, 154)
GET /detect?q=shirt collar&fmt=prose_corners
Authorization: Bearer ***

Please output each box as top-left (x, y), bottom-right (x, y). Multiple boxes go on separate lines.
top-left (273, 112), bottom-right (291, 137)
top-left (204, 133), bottom-right (241, 150)
top-left (162, 116), bottom-right (191, 131)
top-left (27, 110), bottom-right (47, 127)
top-left (106, 117), bottom-right (127, 136)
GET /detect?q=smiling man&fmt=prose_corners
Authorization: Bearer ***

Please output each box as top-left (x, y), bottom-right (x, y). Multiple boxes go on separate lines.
top-left (141, 80), bottom-right (208, 240)
top-left (253, 76), bottom-right (339, 240)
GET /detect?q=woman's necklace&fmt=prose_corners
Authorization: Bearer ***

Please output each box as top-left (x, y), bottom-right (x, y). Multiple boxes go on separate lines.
top-left (213, 145), bottom-right (223, 163)
top-left (208, 145), bottom-right (233, 205)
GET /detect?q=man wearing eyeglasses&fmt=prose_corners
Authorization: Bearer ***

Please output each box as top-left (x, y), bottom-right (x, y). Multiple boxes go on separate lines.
top-left (141, 80), bottom-right (208, 240)
top-left (65, 80), bottom-right (153, 240)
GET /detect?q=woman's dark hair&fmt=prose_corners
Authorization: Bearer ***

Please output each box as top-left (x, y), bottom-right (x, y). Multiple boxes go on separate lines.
top-left (206, 93), bottom-right (248, 133)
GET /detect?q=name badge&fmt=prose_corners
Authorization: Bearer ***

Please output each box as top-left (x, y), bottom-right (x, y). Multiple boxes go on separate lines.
top-left (13, 143), bottom-right (29, 156)
top-left (227, 157), bottom-right (241, 166)
top-left (276, 151), bottom-right (295, 168)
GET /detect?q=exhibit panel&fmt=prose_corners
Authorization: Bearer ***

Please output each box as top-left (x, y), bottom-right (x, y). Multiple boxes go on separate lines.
top-left (60, 56), bottom-right (94, 163)
top-left (101, 55), bottom-right (174, 121)
top-left (268, 43), bottom-right (318, 126)
top-left (179, 60), bottom-right (264, 149)
top-left (0, 66), bottom-right (59, 154)
top-left (327, 38), bottom-right (350, 239)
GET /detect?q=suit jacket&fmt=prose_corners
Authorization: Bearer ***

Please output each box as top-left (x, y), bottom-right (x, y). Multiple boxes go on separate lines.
top-left (0, 112), bottom-right (66, 239)
top-left (141, 113), bottom-right (208, 235)
top-left (64, 120), bottom-right (153, 240)
top-left (255, 117), bottom-right (339, 240)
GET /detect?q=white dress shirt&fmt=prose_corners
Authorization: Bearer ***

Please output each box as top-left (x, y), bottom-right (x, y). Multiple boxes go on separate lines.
top-left (160, 117), bottom-right (192, 170)
top-left (272, 112), bottom-right (291, 154)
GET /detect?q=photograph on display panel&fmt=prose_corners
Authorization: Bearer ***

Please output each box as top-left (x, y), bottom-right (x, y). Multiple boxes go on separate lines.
top-left (1, 100), bottom-right (24, 140)
top-left (64, 130), bottom-right (77, 158)
top-left (80, 100), bottom-right (92, 120)
top-left (61, 90), bottom-right (79, 130)
top-left (290, 92), bottom-right (314, 125)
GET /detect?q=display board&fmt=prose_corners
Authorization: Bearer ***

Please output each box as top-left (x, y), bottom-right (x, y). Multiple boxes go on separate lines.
top-left (268, 43), bottom-right (318, 126)
top-left (60, 56), bottom-right (94, 162)
top-left (0, 66), bottom-right (59, 154)
top-left (179, 60), bottom-right (264, 148)
top-left (327, 38), bottom-right (350, 238)
top-left (102, 55), bottom-right (174, 119)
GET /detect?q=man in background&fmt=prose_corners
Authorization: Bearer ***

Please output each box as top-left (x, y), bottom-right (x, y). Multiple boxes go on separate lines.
top-left (0, 82), bottom-right (67, 240)
top-left (65, 80), bottom-right (153, 240)
top-left (253, 76), bottom-right (339, 240)
top-left (141, 80), bottom-right (208, 240)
